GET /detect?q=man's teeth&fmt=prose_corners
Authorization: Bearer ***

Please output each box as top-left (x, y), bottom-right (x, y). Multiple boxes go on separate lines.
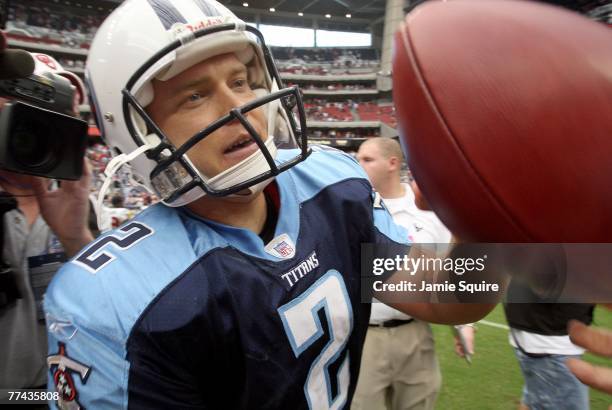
top-left (228, 138), bottom-right (252, 151)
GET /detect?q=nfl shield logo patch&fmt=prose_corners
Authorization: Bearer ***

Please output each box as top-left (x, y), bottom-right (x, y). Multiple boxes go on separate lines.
top-left (274, 241), bottom-right (293, 257)
top-left (265, 233), bottom-right (296, 259)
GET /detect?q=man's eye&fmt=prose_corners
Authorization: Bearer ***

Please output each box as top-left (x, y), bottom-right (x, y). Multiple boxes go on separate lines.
top-left (233, 79), bottom-right (248, 88)
top-left (189, 92), bottom-right (202, 102)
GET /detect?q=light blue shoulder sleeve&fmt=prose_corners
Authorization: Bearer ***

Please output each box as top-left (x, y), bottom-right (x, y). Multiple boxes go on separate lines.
top-left (44, 205), bottom-right (197, 409)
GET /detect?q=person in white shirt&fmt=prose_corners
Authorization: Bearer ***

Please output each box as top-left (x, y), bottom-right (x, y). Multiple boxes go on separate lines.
top-left (352, 137), bottom-right (450, 410)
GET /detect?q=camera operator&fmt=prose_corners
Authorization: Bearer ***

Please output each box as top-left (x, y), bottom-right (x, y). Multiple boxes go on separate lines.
top-left (0, 46), bottom-right (94, 402)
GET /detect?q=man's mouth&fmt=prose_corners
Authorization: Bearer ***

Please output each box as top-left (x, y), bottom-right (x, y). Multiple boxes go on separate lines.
top-left (224, 136), bottom-right (255, 154)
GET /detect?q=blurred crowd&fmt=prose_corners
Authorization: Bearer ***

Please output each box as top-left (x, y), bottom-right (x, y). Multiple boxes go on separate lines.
top-left (272, 46), bottom-right (379, 63)
top-left (289, 82), bottom-right (376, 92)
top-left (5, 1), bottom-right (107, 49)
top-left (304, 98), bottom-right (397, 126)
top-left (310, 128), bottom-right (380, 139)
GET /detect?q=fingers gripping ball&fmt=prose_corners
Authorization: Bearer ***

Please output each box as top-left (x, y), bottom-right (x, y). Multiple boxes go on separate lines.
top-left (393, 0), bottom-right (612, 242)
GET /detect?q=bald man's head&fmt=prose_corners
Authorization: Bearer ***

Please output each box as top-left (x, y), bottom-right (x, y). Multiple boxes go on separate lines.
top-left (356, 137), bottom-right (404, 193)
top-left (360, 137), bottom-right (404, 162)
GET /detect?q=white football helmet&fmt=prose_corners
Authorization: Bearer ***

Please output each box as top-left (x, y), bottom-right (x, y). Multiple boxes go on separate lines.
top-left (86, 0), bottom-right (309, 206)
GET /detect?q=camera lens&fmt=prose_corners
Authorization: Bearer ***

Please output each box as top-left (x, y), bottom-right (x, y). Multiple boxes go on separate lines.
top-left (9, 117), bottom-right (57, 170)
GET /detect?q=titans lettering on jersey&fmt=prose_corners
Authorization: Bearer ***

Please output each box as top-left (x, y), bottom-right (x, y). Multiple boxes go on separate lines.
top-left (44, 148), bottom-right (408, 409)
top-left (280, 251), bottom-right (319, 288)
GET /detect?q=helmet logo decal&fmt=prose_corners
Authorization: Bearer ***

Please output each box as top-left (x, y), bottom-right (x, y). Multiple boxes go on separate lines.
top-left (170, 16), bottom-right (231, 36)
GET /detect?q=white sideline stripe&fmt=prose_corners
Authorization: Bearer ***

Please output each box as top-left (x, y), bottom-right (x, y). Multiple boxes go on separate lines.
top-left (478, 319), bottom-right (510, 330)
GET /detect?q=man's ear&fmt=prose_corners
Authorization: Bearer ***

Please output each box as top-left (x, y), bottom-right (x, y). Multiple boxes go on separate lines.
top-left (389, 156), bottom-right (400, 171)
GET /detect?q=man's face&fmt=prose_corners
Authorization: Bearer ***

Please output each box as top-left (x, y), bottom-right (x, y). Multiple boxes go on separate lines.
top-left (356, 142), bottom-right (390, 191)
top-left (146, 53), bottom-right (268, 179)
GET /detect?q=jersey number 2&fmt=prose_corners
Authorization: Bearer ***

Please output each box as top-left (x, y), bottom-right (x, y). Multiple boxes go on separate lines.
top-left (74, 222), bottom-right (153, 273)
top-left (278, 270), bottom-right (353, 410)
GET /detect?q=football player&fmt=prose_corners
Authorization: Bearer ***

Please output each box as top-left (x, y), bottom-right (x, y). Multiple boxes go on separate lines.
top-left (44, 1), bottom-right (496, 408)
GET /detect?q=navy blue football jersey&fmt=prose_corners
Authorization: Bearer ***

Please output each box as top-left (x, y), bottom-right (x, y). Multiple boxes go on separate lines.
top-left (44, 148), bottom-right (408, 409)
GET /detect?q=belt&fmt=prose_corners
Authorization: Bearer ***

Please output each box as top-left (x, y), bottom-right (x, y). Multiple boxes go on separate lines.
top-left (369, 319), bottom-right (414, 328)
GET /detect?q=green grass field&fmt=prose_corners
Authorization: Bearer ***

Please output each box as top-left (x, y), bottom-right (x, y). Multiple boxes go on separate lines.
top-left (432, 305), bottom-right (612, 410)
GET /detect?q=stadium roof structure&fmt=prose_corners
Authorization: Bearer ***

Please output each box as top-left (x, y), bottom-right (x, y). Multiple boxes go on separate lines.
top-left (224, 0), bottom-right (387, 31)
top-left (64, 0), bottom-right (611, 32)
top-left (87, 0), bottom-right (387, 32)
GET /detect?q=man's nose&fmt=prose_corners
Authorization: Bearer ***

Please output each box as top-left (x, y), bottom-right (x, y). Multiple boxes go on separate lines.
top-left (216, 84), bottom-right (250, 123)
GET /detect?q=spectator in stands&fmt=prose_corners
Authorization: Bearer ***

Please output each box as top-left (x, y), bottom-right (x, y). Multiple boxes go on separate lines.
top-left (111, 194), bottom-right (125, 208)
top-left (106, 193), bottom-right (131, 228)
top-left (352, 137), bottom-right (451, 410)
top-left (6, 1), bottom-right (106, 49)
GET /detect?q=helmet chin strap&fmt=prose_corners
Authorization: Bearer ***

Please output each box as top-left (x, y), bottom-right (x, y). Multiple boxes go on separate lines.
top-left (96, 144), bottom-right (152, 231)
top-left (204, 137), bottom-right (277, 189)
top-left (98, 133), bottom-right (279, 216)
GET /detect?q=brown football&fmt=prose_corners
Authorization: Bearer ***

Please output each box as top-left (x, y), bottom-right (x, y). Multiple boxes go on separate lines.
top-left (393, 0), bottom-right (612, 242)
